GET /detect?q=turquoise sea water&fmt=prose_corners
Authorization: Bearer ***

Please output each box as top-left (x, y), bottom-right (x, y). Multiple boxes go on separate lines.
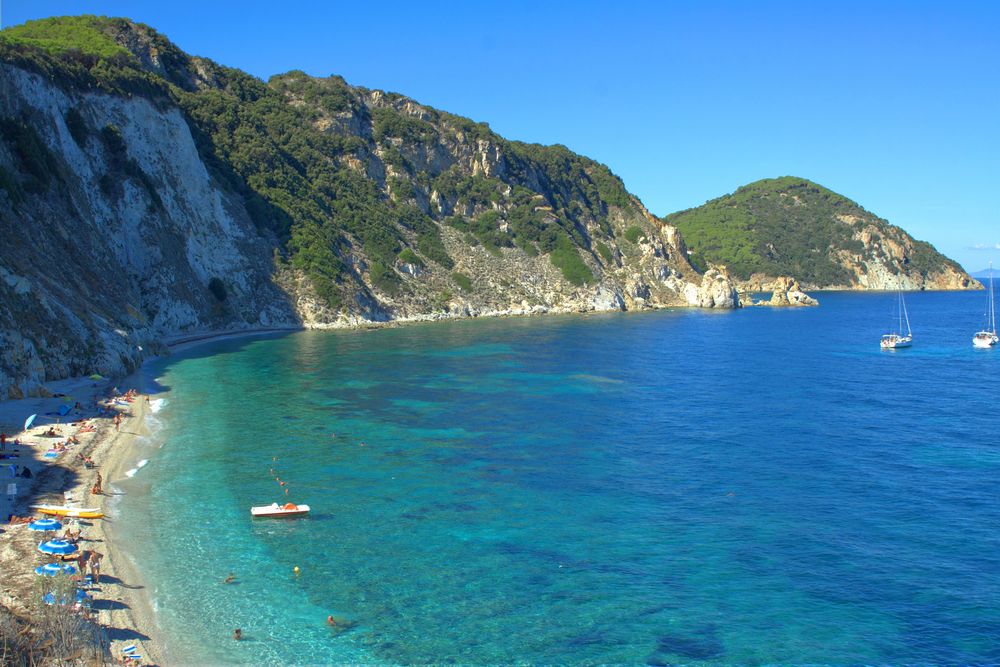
top-left (115, 291), bottom-right (1000, 665)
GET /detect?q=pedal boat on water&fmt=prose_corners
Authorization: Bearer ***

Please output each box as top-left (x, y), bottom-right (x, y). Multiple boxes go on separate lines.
top-left (250, 502), bottom-right (310, 518)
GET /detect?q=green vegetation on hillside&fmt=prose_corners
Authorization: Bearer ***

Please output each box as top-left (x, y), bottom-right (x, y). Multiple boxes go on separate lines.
top-left (0, 16), bottom-right (650, 304)
top-left (0, 15), bottom-right (129, 59)
top-left (666, 176), bottom-right (958, 285)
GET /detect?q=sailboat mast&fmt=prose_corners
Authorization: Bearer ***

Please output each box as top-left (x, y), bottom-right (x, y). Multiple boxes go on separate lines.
top-left (902, 289), bottom-right (911, 336)
top-left (990, 263), bottom-right (996, 334)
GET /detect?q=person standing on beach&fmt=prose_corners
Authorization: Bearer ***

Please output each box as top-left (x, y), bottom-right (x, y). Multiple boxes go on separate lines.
top-left (89, 551), bottom-right (103, 583)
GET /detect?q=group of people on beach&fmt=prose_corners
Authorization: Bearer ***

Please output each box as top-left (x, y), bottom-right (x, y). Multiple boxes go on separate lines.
top-left (75, 548), bottom-right (103, 583)
top-left (0, 382), bottom-right (154, 661)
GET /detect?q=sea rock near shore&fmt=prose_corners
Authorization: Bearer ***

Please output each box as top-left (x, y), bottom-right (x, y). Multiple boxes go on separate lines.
top-left (684, 269), bottom-right (742, 309)
top-left (767, 276), bottom-right (819, 307)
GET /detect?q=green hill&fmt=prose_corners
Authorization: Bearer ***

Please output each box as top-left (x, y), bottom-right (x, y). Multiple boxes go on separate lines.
top-left (666, 176), bottom-right (969, 289)
top-left (0, 16), bottom-right (658, 304)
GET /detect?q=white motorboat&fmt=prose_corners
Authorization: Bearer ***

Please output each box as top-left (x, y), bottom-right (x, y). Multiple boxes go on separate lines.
top-left (250, 502), bottom-right (310, 518)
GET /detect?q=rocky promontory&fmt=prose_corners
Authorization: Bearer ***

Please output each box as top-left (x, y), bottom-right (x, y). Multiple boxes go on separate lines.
top-left (667, 177), bottom-right (976, 292)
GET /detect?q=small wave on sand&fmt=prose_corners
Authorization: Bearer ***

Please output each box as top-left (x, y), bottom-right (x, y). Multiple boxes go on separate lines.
top-left (125, 459), bottom-right (149, 478)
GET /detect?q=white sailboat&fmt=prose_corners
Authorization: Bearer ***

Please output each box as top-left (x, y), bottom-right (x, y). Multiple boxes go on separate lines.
top-left (973, 263), bottom-right (998, 348)
top-left (880, 279), bottom-right (913, 349)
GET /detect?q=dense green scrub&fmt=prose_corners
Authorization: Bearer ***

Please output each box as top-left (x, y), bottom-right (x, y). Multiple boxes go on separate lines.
top-left (667, 176), bottom-right (961, 285)
top-left (0, 16), bottom-right (647, 301)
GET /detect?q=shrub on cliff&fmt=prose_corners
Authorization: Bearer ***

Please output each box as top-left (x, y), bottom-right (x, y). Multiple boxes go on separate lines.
top-left (208, 277), bottom-right (228, 302)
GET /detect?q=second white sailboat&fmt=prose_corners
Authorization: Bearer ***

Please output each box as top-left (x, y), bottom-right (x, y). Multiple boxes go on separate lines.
top-left (973, 263), bottom-right (997, 348)
top-left (881, 278), bottom-right (913, 349)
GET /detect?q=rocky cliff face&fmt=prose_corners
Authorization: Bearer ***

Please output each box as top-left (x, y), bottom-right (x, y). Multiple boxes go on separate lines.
top-left (0, 18), bottom-right (737, 398)
top-left (0, 63), bottom-right (299, 397)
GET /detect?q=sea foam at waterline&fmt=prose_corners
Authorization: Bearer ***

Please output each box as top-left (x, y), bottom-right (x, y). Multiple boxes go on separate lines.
top-left (125, 459), bottom-right (149, 478)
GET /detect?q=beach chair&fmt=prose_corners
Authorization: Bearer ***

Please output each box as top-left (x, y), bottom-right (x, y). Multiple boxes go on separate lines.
top-left (121, 645), bottom-right (142, 665)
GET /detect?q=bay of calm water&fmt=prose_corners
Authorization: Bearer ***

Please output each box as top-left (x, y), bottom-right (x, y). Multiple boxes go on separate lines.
top-left (115, 290), bottom-right (1000, 665)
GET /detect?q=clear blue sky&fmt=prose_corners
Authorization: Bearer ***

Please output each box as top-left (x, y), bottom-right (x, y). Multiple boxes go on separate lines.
top-left (3, 0), bottom-right (998, 270)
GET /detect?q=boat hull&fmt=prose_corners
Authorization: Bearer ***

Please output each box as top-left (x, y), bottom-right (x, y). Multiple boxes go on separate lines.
top-left (973, 333), bottom-right (998, 348)
top-left (250, 503), bottom-right (310, 518)
top-left (880, 335), bottom-right (912, 349)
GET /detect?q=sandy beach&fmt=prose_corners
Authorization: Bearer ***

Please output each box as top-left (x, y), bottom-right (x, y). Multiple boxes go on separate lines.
top-left (0, 373), bottom-right (164, 665)
top-left (0, 328), bottom-right (303, 665)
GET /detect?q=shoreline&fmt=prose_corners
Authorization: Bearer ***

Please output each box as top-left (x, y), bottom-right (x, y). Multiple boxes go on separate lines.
top-left (97, 388), bottom-right (164, 666)
top-left (0, 327), bottom-right (304, 665)
top-left (0, 374), bottom-right (165, 665)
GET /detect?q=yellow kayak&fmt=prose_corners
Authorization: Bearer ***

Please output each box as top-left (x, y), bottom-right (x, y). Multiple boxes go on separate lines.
top-left (31, 505), bottom-right (104, 519)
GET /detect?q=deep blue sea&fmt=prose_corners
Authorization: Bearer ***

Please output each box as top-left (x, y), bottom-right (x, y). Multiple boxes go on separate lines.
top-left (114, 290), bottom-right (1000, 665)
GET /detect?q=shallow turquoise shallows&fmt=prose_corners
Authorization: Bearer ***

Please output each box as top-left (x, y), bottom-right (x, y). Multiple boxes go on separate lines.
top-left (116, 290), bottom-right (1000, 665)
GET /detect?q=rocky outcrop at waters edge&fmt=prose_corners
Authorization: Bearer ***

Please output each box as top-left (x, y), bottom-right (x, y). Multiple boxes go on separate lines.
top-left (743, 276), bottom-right (819, 307)
top-left (0, 18), bottom-right (741, 398)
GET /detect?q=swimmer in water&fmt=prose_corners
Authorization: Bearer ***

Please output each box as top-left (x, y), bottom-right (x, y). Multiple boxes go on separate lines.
top-left (224, 573), bottom-right (236, 584)
top-left (233, 628), bottom-right (242, 640)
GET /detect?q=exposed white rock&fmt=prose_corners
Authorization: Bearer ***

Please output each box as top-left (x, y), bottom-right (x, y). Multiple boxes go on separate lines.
top-left (684, 269), bottom-right (741, 309)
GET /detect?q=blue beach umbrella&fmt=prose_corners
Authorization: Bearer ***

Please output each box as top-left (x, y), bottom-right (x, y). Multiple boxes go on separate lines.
top-left (34, 562), bottom-right (77, 577)
top-left (37, 539), bottom-right (78, 556)
top-left (24, 414), bottom-right (36, 431)
top-left (28, 518), bottom-right (62, 532)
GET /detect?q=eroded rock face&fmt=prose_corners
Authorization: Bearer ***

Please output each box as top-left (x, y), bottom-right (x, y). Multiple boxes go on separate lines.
top-left (0, 64), bottom-right (299, 398)
top-left (684, 269), bottom-right (741, 309)
top-left (767, 276), bottom-right (819, 307)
